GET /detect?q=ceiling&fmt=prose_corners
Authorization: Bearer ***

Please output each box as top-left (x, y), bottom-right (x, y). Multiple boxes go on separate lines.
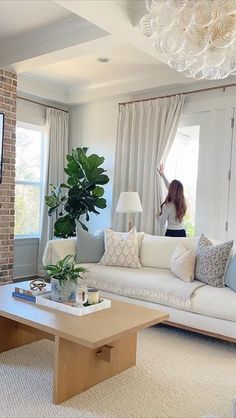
top-left (0, 0), bottom-right (226, 105)
top-left (0, 1), bottom-right (75, 39)
top-left (25, 43), bottom-right (176, 86)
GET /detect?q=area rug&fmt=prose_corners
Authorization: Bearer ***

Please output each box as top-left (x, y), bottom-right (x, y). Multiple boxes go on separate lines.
top-left (0, 325), bottom-right (235, 418)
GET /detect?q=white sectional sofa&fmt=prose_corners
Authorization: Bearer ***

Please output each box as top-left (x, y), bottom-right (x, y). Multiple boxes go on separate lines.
top-left (43, 234), bottom-right (236, 342)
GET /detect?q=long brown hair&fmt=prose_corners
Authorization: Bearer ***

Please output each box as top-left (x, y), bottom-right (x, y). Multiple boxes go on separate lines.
top-left (160, 180), bottom-right (187, 222)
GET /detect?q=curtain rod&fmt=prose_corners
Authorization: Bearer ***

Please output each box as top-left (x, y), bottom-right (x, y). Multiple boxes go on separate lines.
top-left (119, 82), bottom-right (236, 106)
top-left (17, 95), bottom-right (69, 113)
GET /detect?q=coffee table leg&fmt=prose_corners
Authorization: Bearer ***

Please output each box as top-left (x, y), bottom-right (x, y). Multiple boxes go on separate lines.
top-left (0, 316), bottom-right (53, 353)
top-left (53, 332), bottom-right (137, 404)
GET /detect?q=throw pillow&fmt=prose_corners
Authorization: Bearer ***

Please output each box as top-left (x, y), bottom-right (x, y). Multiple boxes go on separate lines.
top-left (171, 244), bottom-right (195, 282)
top-left (99, 227), bottom-right (142, 268)
top-left (76, 224), bottom-right (104, 263)
top-left (103, 228), bottom-right (144, 253)
top-left (225, 254), bottom-right (236, 292)
top-left (195, 233), bottom-right (233, 287)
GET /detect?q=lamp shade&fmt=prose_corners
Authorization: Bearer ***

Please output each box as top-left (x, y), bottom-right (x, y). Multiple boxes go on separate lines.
top-left (116, 192), bottom-right (143, 214)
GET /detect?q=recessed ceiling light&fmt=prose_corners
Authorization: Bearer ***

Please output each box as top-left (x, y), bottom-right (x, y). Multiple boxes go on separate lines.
top-left (97, 57), bottom-right (111, 63)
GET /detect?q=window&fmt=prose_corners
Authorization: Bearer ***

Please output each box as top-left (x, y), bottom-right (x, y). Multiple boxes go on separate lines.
top-left (15, 123), bottom-right (44, 237)
top-left (165, 124), bottom-right (200, 236)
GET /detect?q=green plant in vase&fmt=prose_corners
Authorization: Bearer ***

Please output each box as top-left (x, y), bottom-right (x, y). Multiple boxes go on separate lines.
top-left (45, 147), bottom-right (109, 238)
top-left (43, 254), bottom-right (87, 302)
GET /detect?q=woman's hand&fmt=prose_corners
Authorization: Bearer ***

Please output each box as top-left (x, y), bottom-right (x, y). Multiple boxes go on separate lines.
top-left (157, 163), bottom-right (164, 177)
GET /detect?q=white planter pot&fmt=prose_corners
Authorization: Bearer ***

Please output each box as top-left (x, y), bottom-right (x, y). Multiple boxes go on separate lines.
top-left (50, 278), bottom-right (78, 302)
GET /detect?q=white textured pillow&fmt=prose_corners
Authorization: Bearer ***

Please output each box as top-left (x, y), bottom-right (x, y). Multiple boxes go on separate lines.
top-left (99, 227), bottom-right (142, 269)
top-left (171, 244), bottom-right (195, 282)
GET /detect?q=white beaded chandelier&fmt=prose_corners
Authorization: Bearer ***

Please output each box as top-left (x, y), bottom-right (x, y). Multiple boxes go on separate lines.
top-left (140, 0), bottom-right (236, 80)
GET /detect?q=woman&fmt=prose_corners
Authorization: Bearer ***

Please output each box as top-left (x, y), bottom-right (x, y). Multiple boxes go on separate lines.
top-left (157, 164), bottom-right (187, 237)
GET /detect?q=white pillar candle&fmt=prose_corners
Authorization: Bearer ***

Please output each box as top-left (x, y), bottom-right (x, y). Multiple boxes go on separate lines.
top-left (88, 288), bottom-right (99, 304)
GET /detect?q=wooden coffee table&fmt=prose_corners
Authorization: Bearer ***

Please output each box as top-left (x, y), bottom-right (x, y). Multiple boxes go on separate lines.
top-left (0, 282), bottom-right (169, 404)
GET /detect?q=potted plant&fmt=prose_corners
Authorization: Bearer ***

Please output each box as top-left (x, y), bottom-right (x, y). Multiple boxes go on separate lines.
top-left (45, 147), bottom-right (109, 238)
top-left (43, 254), bottom-right (87, 302)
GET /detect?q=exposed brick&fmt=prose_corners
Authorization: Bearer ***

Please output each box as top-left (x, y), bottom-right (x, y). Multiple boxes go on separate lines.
top-left (0, 68), bottom-right (16, 283)
top-left (0, 76), bottom-right (12, 85)
top-left (5, 71), bottom-right (16, 80)
top-left (4, 98), bottom-right (16, 107)
top-left (0, 89), bottom-right (11, 98)
top-left (3, 83), bottom-right (16, 93)
top-left (0, 103), bottom-right (11, 112)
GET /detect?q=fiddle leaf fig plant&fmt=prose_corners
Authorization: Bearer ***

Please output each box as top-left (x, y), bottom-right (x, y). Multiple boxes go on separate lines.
top-left (45, 147), bottom-right (109, 238)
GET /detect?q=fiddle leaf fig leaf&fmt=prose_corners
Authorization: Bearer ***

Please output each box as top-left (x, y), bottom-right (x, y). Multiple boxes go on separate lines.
top-left (92, 186), bottom-right (104, 197)
top-left (54, 215), bottom-right (76, 238)
top-left (94, 198), bottom-right (107, 209)
top-left (87, 154), bottom-right (105, 170)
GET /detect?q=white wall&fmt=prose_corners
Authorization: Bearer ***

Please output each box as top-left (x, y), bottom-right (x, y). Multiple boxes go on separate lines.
top-left (17, 97), bottom-right (46, 127)
top-left (69, 98), bottom-right (119, 233)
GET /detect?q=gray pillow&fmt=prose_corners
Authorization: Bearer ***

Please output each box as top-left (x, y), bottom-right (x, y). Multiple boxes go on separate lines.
top-left (195, 234), bottom-right (233, 287)
top-left (225, 255), bottom-right (236, 292)
top-left (76, 226), bottom-right (104, 263)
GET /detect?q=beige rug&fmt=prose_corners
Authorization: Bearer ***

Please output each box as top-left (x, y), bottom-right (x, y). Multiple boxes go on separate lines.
top-left (0, 325), bottom-right (235, 418)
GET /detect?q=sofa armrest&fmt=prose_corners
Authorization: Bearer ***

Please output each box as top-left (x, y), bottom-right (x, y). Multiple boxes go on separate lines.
top-left (43, 237), bottom-right (77, 266)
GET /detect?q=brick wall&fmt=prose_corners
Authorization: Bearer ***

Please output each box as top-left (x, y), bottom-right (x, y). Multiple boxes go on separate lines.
top-left (0, 69), bottom-right (17, 284)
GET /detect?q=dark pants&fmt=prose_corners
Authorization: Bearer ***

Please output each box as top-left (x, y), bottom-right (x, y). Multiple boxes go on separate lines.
top-left (165, 229), bottom-right (186, 237)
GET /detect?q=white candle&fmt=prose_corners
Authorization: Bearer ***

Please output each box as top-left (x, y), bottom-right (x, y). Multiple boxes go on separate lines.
top-left (88, 288), bottom-right (99, 304)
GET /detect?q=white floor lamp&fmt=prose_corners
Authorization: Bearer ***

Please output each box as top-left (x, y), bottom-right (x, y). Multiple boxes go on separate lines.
top-left (116, 191), bottom-right (143, 231)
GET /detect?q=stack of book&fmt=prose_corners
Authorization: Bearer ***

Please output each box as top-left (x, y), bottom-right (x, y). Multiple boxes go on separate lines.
top-left (12, 286), bottom-right (50, 302)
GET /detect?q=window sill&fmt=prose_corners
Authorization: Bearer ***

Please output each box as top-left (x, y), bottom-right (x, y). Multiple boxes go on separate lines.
top-left (14, 237), bottom-right (39, 246)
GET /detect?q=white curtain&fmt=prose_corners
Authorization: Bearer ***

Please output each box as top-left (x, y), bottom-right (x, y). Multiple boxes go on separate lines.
top-left (37, 108), bottom-right (68, 275)
top-left (112, 95), bottom-right (185, 234)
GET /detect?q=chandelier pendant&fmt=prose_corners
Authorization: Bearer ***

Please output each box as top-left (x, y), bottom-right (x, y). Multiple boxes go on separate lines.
top-left (140, 0), bottom-right (236, 80)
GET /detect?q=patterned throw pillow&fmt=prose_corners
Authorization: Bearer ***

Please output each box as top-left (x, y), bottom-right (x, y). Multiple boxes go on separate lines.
top-left (99, 227), bottom-right (142, 269)
top-left (171, 244), bottom-right (195, 282)
top-left (195, 234), bottom-right (233, 287)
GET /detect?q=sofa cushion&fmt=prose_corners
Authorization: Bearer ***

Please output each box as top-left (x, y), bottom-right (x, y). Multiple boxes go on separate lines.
top-left (225, 255), bottom-right (236, 292)
top-left (195, 234), bottom-right (233, 287)
top-left (140, 235), bottom-right (197, 269)
top-left (99, 227), bottom-right (142, 268)
top-left (171, 244), bottom-right (195, 282)
top-left (192, 285), bottom-right (236, 322)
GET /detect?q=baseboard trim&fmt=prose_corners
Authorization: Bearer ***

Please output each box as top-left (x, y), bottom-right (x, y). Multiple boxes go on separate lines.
top-left (165, 320), bottom-right (236, 344)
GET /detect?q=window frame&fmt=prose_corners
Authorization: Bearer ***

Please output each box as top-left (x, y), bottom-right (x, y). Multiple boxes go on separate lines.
top-left (15, 121), bottom-right (45, 239)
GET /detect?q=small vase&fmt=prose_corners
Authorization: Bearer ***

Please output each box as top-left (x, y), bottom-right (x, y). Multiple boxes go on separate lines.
top-left (76, 283), bottom-right (88, 308)
top-left (51, 278), bottom-right (78, 302)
